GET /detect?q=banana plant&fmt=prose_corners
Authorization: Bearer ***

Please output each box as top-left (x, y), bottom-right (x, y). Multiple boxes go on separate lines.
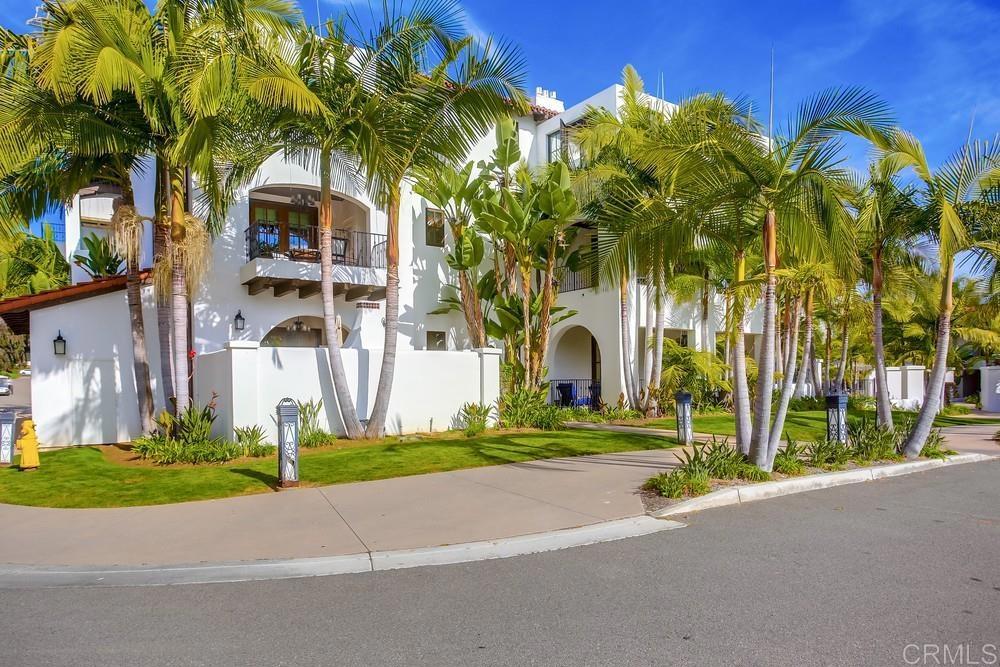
top-left (73, 233), bottom-right (124, 279)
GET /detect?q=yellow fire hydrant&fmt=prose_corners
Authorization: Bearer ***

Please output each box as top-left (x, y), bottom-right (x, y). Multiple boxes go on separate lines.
top-left (17, 419), bottom-right (39, 471)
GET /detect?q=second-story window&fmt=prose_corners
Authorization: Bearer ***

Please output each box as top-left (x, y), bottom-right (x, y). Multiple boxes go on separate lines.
top-left (426, 208), bottom-right (445, 247)
top-left (547, 130), bottom-right (562, 163)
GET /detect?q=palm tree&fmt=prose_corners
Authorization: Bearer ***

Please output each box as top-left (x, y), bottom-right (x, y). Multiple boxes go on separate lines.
top-left (34, 0), bottom-right (321, 412)
top-left (353, 1), bottom-right (527, 438)
top-left (882, 131), bottom-right (1000, 456)
top-left (652, 88), bottom-right (889, 469)
top-left (853, 157), bottom-right (923, 427)
top-left (0, 26), bottom-right (158, 430)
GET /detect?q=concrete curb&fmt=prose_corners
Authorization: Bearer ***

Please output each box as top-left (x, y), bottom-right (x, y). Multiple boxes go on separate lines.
top-left (652, 453), bottom-right (996, 519)
top-left (0, 516), bottom-right (685, 589)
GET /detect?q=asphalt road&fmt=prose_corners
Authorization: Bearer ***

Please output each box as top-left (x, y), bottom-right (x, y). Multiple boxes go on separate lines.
top-left (4, 461), bottom-right (999, 667)
top-left (0, 375), bottom-right (31, 413)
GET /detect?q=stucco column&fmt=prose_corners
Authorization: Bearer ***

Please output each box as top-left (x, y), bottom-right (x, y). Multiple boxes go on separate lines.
top-left (980, 367), bottom-right (1000, 413)
top-left (227, 340), bottom-right (260, 439)
top-left (475, 348), bottom-right (502, 413)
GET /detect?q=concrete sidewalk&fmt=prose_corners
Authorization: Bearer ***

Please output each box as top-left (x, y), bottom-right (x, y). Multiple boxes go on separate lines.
top-left (1, 424), bottom-right (995, 568)
top-left (0, 448), bottom-right (682, 567)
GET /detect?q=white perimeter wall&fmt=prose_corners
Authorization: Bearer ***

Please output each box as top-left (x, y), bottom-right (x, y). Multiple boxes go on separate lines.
top-left (981, 367), bottom-right (1000, 412)
top-left (195, 342), bottom-right (502, 442)
top-left (29, 285), bottom-right (166, 448)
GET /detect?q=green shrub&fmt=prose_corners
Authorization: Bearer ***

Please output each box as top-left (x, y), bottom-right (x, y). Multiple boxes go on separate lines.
top-left (560, 406), bottom-right (606, 423)
top-left (736, 463), bottom-right (770, 482)
top-left (805, 437), bottom-right (851, 469)
top-left (675, 443), bottom-right (711, 477)
top-left (496, 387), bottom-right (545, 428)
top-left (291, 398), bottom-right (337, 447)
top-left (600, 405), bottom-right (642, 422)
top-left (773, 439), bottom-right (807, 476)
top-left (459, 402), bottom-right (492, 437)
top-left (939, 404), bottom-right (970, 416)
top-left (703, 437), bottom-right (745, 479)
top-left (787, 396), bottom-right (824, 412)
top-left (994, 429), bottom-right (1000, 443)
top-left (919, 429), bottom-right (956, 460)
top-left (233, 425), bottom-right (276, 458)
top-left (846, 394), bottom-right (875, 411)
top-left (683, 471), bottom-right (712, 496)
top-left (643, 469), bottom-right (711, 498)
top-left (643, 470), bottom-right (687, 498)
top-left (531, 405), bottom-right (565, 431)
top-left (849, 417), bottom-right (902, 464)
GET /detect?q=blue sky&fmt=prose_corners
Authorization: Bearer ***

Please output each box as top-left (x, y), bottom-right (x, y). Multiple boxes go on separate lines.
top-left (3, 0), bottom-right (997, 222)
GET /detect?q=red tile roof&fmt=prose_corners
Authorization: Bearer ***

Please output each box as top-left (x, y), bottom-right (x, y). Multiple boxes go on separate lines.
top-left (0, 271), bottom-right (152, 316)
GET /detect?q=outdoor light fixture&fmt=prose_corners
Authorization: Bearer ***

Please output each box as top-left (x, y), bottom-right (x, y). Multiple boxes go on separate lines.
top-left (675, 391), bottom-right (693, 445)
top-left (234, 310), bottom-right (245, 331)
top-left (293, 319), bottom-right (305, 332)
top-left (826, 392), bottom-right (848, 444)
top-left (276, 398), bottom-right (300, 488)
top-left (53, 331), bottom-right (66, 356)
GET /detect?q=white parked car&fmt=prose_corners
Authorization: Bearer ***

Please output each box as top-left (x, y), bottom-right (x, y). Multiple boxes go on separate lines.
top-left (18, 368), bottom-right (30, 377)
top-left (0, 378), bottom-right (12, 396)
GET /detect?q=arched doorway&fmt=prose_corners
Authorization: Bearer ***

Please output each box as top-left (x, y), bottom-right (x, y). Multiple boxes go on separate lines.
top-left (262, 316), bottom-right (349, 347)
top-left (548, 325), bottom-right (601, 408)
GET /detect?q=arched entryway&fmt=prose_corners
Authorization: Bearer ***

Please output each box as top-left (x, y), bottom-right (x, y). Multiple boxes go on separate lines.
top-left (261, 316), bottom-right (349, 347)
top-left (548, 325), bottom-right (602, 408)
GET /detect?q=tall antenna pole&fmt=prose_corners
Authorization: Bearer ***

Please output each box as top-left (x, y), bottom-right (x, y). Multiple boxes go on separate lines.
top-left (767, 46), bottom-right (774, 152)
top-left (316, 0), bottom-right (322, 31)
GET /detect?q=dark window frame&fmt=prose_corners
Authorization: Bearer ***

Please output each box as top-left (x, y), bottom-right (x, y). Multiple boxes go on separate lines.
top-left (425, 207), bottom-right (446, 247)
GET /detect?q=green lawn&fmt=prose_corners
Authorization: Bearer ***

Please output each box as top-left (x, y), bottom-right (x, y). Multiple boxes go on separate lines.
top-left (638, 410), bottom-right (1000, 442)
top-left (0, 429), bottom-right (678, 509)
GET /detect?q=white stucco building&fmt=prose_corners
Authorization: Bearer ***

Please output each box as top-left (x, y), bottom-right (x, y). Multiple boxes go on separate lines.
top-left (0, 82), bottom-right (763, 447)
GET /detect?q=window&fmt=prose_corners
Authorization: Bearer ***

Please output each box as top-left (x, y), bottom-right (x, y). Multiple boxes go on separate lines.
top-left (546, 130), bottom-right (562, 163)
top-left (252, 205), bottom-right (278, 224)
top-left (425, 208), bottom-right (445, 247)
top-left (426, 331), bottom-right (447, 351)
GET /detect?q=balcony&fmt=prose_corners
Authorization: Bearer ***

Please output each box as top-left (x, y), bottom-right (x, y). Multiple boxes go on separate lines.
top-left (556, 267), bottom-right (595, 293)
top-left (241, 220), bottom-right (388, 300)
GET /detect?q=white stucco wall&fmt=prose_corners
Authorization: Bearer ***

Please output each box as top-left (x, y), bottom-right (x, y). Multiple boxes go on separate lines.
top-left (194, 342), bottom-right (501, 441)
top-left (980, 366), bottom-right (1000, 412)
top-left (29, 285), bottom-right (166, 448)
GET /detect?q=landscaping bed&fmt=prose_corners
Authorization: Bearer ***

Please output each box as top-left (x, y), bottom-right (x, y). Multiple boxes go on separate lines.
top-left (640, 420), bottom-right (958, 514)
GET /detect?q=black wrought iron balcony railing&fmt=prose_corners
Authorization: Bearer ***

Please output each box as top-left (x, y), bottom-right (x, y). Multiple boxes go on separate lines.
top-left (245, 220), bottom-right (387, 269)
top-left (555, 267), bottom-right (596, 293)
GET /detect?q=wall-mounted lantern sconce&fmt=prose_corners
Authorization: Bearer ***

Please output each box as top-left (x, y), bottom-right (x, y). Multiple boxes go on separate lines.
top-left (234, 310), bottom-right (246, 331)
top-left (53, 331), bottom-right (67, 356)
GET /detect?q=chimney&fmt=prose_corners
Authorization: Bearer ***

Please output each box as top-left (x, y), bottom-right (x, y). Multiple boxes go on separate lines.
top-left (343, 301), bottom-right (383, 349)
top-left (532, 86), bottom-right (564, 113)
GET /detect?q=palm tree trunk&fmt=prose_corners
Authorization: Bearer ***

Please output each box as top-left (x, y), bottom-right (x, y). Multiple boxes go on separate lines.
top-left (519, 264), bottom-right (533, 388)
top-left (700, 270), bottom-right (710, 353)
top-left (653, 295), bottom-right (665, 414)
top-left (872, 251), bottom-right (893, 429)
top-left (620, 275), bottom-right (638, 408)
top-left (767, 296), bottom-right (802, 466)
top-left (365, 186), bottom-right (402, 438)
top-left (732, 253), bottom-right (752, 455)
top-left (120, 183), bottom-right (153, 433)
top-left (318, 152), bottom-right (364, 439)
top-left (641, 287), bottom-right (655, 413)
top-left (533, 237), bottom-right (558, 386)
top-left (835, 311), bottom-right (849, 391)
top-left (824, 322), bottom-right (832, 396)
top-left (750, 209), bottom-right (778, 467)
top-left (794, 289), bottom-right (814, 399)
top-left (169, 168), bottom-right (189, 411)
top-left (154, 161), bottom-right (174, 407)
top-left (902, 262), bottom-right (954, 457)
